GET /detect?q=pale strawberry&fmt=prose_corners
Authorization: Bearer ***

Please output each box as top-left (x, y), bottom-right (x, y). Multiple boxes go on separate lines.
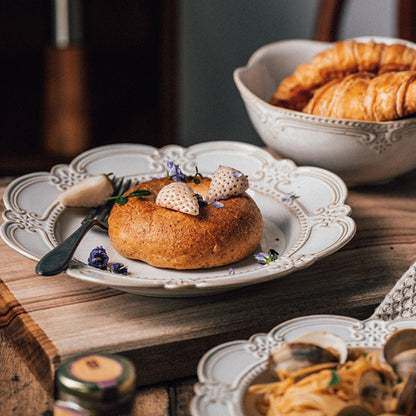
top-left (58, 174), bottom-right (114, 207)
top-left (156, 182), bottom-right (200, 216)
top-left (205, 166), bottom-right (249, 202)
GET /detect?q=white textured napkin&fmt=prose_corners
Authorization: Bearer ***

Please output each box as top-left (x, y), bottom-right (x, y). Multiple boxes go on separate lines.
top-left (372, 260), bottom-right (416, 320)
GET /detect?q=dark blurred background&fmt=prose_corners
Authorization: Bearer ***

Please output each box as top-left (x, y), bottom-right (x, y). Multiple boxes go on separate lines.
top-left (0, 0), bottom-right (177, 175)
top-left (1, 0), bottom-right (397, 177)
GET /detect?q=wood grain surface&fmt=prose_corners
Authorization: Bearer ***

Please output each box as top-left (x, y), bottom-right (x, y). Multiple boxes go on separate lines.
top-left (1, 168), bottom-right (416, 415)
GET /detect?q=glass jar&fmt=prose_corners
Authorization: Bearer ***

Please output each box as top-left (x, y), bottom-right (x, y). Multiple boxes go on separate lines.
top-left (54, 353), bottom-right (136, 416)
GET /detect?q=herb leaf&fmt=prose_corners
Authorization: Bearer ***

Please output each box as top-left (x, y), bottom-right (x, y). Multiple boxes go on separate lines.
top-left (327, 370), bottom-right (341, 387)
top-left (107, 189), bottom-right (151, 205)
top-left (192, 166), bottom-right (204, 184)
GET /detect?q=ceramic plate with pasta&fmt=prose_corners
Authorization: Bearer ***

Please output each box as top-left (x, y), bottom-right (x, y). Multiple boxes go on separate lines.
top-left (191, 314), bottom-right (416, 416)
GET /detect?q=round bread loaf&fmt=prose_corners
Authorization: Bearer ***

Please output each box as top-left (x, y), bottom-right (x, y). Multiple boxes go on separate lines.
top-left (107, 177), bottom-right (263, 269)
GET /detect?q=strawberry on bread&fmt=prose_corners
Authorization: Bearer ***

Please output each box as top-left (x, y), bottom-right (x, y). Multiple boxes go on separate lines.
top-left (156, 182), bottom-right (200, 216)
top-left (205, 166), bottom-right (249, 202)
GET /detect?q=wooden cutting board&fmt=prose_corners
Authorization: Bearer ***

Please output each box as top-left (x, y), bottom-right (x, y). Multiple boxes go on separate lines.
top-left (1, 172), bottom-right (416, 397)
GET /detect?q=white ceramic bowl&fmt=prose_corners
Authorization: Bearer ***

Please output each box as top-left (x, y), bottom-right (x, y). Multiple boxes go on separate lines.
top-left (234, 36), bottom-right (416, 186)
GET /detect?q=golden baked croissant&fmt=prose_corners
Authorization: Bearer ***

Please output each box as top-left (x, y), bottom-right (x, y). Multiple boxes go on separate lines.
top-left (271, 40), bottom-right (416, 111)
top-left (302, 71), bottom-right (416, 121)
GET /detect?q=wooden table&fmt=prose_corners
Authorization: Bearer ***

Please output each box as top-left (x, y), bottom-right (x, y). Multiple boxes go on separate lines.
top-left (1, 169), bottom-right (416, 415)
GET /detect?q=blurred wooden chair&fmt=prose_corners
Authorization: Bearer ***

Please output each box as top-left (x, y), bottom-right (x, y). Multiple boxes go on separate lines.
top-left (314, 0), bottom-right (416, 42)
top-left (43, 0), bottom-right (90, 159)
top-left (42, 0), bottom-right (177, 161)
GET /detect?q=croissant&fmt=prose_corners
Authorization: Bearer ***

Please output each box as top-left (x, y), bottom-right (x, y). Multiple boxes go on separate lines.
top-left (302, 71), bottom-right (416, 121)
top-left (271, 40), bottom-right (416, 111)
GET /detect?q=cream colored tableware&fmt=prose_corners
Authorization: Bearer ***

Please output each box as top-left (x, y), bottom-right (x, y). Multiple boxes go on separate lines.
top-left (234, 36), bottom-right (416, 186)
top-left (191, 314), bottom-right (416, 415)
top-left (1, 141), bottom-right (355, 297)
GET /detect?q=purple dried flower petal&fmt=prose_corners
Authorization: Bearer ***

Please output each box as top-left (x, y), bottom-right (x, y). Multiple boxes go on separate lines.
top-left (282, 194), bottom-right (299, 202)
top-left (111, 263), bottom-right (128, 275)
top-left (88, 246), bottom-right (109, 270)
top-left (228, 268), bottom-right (234, 274)
top-left (211, 201), bottom-right (224, 208)
top-left (231, 171), bottom-right (243, 178)
top-left (254, 249), bottom-right (279, 265)
top-left (167, 161), bottom-right (187, 182)
top-left (254, 252), bottom-right (268, 263)
top-left (167, 161), bottom-right (175, 173)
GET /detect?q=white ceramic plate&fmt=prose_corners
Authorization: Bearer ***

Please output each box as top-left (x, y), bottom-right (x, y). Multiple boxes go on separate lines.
top-left (1, 141), bottom-right (355, 297)
top-left (190, 314), bottom-right (416, 416)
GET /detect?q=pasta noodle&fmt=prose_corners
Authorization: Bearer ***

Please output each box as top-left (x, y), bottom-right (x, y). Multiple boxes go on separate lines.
top-left (248, 351), bottom-right (399, 416)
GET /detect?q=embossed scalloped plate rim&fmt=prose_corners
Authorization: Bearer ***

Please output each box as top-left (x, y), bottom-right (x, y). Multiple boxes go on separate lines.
top-left (1, 141), bottom-right (356, 297)
top-left (190, 314), bottom-right (416, 416)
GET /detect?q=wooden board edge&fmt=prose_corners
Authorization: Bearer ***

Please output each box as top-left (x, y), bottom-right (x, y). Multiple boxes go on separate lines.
top-left (0, 278), bottom-right (61, 396)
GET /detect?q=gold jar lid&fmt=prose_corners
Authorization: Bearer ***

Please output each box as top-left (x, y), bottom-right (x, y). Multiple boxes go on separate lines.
top-left (56, 353), bottom-right (136, 403)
